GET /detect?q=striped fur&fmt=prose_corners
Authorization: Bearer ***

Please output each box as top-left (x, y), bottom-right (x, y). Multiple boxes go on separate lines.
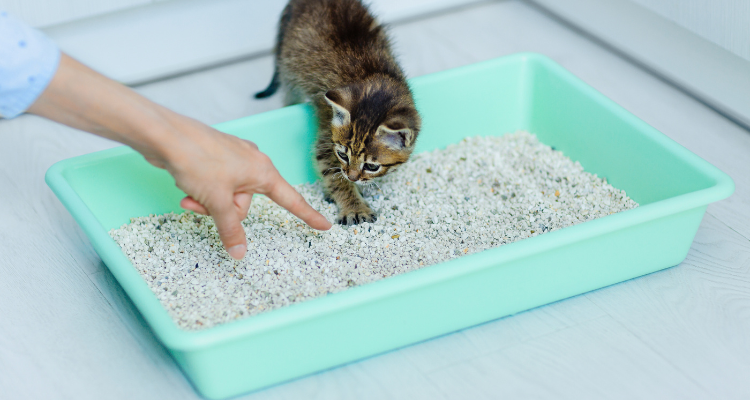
top-left (256, 0), bottom-right (422, 225)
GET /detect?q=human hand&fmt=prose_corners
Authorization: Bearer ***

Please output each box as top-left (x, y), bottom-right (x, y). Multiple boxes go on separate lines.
top-left (152, 118), bottom-right (332, 260)
top-left (28, 54), bottom-right (331, 260)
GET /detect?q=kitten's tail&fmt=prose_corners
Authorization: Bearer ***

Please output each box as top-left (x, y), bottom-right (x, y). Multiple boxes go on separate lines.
top-left (254, 69), bottom-right (280, 99)
top-left (255, 2), bottom-right (292, 100)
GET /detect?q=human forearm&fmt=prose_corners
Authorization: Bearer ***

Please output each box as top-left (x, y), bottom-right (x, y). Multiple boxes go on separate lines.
top-left (27, 53), bottom-right (180, 163)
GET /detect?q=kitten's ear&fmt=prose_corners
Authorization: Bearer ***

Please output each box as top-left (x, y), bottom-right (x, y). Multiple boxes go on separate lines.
top-left (324, 90), bottom-right (351, 127)
top-left (376, 125), bottom-right (414, 150)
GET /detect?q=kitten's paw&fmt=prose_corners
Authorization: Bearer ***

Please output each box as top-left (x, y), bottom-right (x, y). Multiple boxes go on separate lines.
top-left (336, 209), bottom-right (377, 225)
top-left (323, 193), bottom-right (335, 204)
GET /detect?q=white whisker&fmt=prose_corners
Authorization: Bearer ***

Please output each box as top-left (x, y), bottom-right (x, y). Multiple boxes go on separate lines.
top-left (323, 167), bottom-right (342, 175)
top-left (369, 180), bottom-right (382, 192)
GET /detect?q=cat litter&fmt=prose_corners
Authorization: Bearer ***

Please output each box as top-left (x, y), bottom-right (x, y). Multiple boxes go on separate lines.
top-left (110, 131), bottom-right (638, 330)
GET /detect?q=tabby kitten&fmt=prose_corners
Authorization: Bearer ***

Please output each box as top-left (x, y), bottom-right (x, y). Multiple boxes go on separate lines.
top-left (255, 0), bottom-right (421, 225)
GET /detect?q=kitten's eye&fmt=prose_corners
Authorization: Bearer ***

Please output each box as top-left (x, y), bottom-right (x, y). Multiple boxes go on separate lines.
top-left (337, 151), bottom-right (349, 164)
top-left (363, 163), bottom-right (380, 172)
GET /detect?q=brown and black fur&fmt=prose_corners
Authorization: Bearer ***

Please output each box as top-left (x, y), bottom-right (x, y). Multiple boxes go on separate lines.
top-left (256, 0), bottom-right (421, 225)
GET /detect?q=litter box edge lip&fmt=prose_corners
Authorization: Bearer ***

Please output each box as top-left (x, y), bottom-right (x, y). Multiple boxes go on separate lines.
top-left (45, 160), bottom-right (183, 338)
top-left (510, 53), bottom-right (736, 205)
top-left (147, 189), bottom-right (732, 351)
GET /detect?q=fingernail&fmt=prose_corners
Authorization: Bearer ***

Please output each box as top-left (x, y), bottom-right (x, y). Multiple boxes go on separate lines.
top-left (320, 217), bottom-right (333, 230)
top-left (227, 244), bottom-right (246, 260)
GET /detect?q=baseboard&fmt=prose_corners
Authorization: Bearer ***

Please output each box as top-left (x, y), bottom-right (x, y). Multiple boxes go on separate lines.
top-left (42, 0), bottom-right (488, 86)
top-left (526, 0), bottom-right (750, 131)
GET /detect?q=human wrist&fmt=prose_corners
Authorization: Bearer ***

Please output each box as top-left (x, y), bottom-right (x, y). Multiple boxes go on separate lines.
top-left (138, 108), bottom-right (217, 172)
top-left (138, 108), bottom-right (182, 157)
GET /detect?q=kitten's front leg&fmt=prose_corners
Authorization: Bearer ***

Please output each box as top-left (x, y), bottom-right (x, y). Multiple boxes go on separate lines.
top-left (318, 153), bottom-right (377, 225)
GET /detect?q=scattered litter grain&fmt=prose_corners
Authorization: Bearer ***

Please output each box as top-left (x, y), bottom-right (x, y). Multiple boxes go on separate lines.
top-left (110, 132), bottom-right (638, 330)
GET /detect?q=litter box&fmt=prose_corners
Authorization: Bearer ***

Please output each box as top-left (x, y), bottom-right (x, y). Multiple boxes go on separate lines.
top-left (46, 53), bottom-right (734, 398)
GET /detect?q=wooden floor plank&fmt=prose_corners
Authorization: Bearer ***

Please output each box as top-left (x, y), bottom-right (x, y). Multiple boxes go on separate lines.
top-left (398, 294), bottom-right (607, 375)
top-left (0, 225), bottom-right (197, 400)
top-left (426, 316), bottom-right (709, 400)
top-left (585, 213), bottom-right (750, 399)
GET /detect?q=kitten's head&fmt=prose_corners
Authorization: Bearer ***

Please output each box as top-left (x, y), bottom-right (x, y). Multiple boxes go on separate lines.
top-left (322, 76), bottom-right (421, 183)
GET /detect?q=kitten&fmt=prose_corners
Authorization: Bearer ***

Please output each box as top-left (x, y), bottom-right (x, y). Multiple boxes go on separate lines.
top-left (255, 0), bottom-right (421, 225)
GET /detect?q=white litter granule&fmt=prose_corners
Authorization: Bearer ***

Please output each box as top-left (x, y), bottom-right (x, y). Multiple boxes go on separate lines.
top-left (110, 132), bottom-right (638, 330)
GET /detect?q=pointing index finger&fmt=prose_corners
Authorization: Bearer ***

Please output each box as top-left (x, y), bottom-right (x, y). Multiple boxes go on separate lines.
top-left (265, 174), bottom-right (332, 231)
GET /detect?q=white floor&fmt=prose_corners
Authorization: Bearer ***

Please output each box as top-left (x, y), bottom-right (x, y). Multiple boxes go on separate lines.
top-left (1, 1), bottom-right (749, 399)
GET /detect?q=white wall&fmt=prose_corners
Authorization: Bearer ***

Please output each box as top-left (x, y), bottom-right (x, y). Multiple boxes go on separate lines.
top-left (18, 0), bottom-right (484, 85)
top-left (529, 0), bottom-right (750, 130)
top-left (628, 0), bottom-right (750, 62)
top-left (0, 0), bottom-right (481, 28)
top-left (0, 0), bottom-right (171, 27)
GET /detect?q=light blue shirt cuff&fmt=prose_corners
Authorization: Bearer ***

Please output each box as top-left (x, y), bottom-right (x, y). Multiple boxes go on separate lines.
top-left (0, 11), bottom-right (61, 119)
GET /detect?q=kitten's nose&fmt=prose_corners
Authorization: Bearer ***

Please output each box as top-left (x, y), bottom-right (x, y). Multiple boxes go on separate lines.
top-left (347, 170), bottom-right (360, 181)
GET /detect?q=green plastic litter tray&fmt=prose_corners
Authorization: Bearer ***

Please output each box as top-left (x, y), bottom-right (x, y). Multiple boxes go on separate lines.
top-left (46, 53), bottom-right (733, 399)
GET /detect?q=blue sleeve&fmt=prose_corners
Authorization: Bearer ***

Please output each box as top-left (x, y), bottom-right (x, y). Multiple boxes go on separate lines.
top-left (0, 11), bottom-right (61, 119)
